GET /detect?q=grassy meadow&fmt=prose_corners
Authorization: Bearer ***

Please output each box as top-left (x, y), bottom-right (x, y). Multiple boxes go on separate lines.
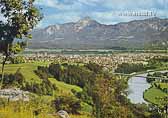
top-left (0, 62), bottom-right (92, 118)
top-left (144, 87), bottom-right (167, 105)
top-left (0, 62), bottom-right (83, 97)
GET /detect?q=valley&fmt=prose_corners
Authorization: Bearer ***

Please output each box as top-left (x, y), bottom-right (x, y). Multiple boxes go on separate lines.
top-left (0, 52), bottom-right (167, 118)
top-left (0, 0), bottom-right (167, 118)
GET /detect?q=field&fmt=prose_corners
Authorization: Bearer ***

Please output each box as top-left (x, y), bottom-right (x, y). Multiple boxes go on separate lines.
top-left (49, 78), bottom-right (82, 96)
top-left (158, 83), bottom-right (168, 89)
top-left (1, 62), bottom-right (50, 83)
top-left (144, 87), bottom-right (167, 105)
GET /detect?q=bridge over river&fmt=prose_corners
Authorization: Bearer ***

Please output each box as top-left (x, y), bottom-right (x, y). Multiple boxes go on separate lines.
top-left (114, 72), bottom-right (168, 80)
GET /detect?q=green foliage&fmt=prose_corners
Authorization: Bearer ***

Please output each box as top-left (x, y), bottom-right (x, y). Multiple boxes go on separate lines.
top-left (85, 62), bottom-right (103, 74)
top-left (48, 63), bottom-right (140, 118)
top-left (146, 72), bottom-right (168, 93)
top-left (147, 56), bottom-right (168, 68)
top-left (72, 88), bottom-right (93, 106)
top-left (53, 95), bottom-right (82, 114)
top-left (0, 62), bottom-right (50, 83)
top-left (49, 63), bottom-right (94, 88)
top-left (90, 75), bottom-right (135, 118)
top-left (2, 68), bottom-right (25, 88)
top-left (23, 80), bottom-right (57, 96)
top-left (0, 0), bottom-right (42, 89)
top-left (0, 0), bottom-right (42, 55)
top-left (0, 62), bottom-right (159, 117)
top-left (1, 67), bottom-right (57, 95)
top-left (0, 96), bottom-right (56, 118)
top-left (115, 63), bottom-right (147, 74)
top-left (9, 55), bottom-right (26, 64)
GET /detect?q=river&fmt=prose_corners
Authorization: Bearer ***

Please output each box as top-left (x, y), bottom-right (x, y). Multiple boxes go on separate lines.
top-left (127, 73), bottom-right (150, 104)
top-left (127, 70), bottom-right (167, 104)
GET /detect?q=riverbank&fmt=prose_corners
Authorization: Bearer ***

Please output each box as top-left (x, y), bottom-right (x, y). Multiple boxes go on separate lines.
top-left (143, 71), bottom-right (168, 105)
top-left (127, 73), bottom-right (150, 104)
top-left (127, 68), bottom-right (168, 104)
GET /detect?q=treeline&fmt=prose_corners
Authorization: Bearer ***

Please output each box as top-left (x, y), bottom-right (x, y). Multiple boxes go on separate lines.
top-left (148, 56), bottom-right (168, 68)
top-left (146, 71), bottom-right (168, 117)
top-left (115, 56), bottom-right (168, 74)
top-left (2, 68), bottom-right (57, 96)
top-left (147, 72), bottom-right (168, 83)
top-left (48, 63), bottom-right (103, 88)
top-left (115, 63), bottom-right (147, 74)
top-left (147, 72), bottom-right (168, 94)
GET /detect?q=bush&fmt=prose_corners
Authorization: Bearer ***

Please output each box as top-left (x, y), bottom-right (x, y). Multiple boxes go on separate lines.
top-left (10, 56), bottom-right (25, 64)
top-left (53, 96), bottom-right (82, 114)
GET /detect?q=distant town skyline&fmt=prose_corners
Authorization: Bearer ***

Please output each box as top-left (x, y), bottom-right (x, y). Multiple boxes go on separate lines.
top-left (3, 0), bottom-right (168, 28)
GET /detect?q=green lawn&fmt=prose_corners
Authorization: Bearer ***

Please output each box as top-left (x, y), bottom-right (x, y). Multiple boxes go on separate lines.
top-left (144, 87), bottom-right (168, 105)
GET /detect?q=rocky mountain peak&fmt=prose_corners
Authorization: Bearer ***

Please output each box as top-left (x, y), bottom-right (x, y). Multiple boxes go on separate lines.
top-left (45, 25), bottom-right (60, 35)
top-left (75, 17), bottom-right (99, 32)
top-left (78, 16), bottom-right (93, 23)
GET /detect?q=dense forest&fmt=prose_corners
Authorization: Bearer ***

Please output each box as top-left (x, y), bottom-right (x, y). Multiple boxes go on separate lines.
top-left (115, 56), bottom-right (168, 74)
top-left (115, 63), bottom-right (147, 74)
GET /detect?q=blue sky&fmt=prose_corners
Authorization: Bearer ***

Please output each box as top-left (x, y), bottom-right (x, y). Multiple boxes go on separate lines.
top-left (4, 0), bottom-right (168, 28)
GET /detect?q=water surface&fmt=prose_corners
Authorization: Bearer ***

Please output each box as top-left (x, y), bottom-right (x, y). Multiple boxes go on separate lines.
top-left (127, 73), bottom-right (150, 104)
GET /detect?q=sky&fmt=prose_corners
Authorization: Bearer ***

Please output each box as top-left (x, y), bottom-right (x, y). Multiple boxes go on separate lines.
top-left (1, 0), bottom-right (168, 28)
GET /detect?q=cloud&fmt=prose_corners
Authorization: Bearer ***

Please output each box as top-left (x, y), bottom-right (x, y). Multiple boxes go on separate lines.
top-left (34, 0), bottom-right (168, 27)
top-left (46, 12), bottom-right (81, 23)
top-left (35, 0), bottom-right (58, 8)
top-left (35, 0), bottom-right (83, 11)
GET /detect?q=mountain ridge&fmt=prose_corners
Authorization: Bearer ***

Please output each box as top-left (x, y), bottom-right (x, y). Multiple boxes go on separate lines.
top-left (29, 17), bottom-right (168, 49)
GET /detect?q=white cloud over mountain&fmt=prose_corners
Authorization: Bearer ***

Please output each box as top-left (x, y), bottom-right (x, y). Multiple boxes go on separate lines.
top-left (34, 0), bottom-right (168, 27)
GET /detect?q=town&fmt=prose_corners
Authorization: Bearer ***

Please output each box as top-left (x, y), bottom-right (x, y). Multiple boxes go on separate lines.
top-left (22, 52), bottom-right (167, 71)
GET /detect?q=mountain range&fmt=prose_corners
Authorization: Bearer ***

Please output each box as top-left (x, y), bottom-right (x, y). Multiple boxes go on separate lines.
top-left (29, 17), bottom-right (168, 50)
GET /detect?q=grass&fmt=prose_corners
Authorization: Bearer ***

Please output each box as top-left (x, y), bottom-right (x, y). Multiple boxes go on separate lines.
top-left (144, 87), bottom-right (168, 105)
top-left (0, 62), bottom-right (93, 117)
top-left (0, 62), bottom-right (50, 83)
top-left (158, 83), bottom-right (168, 89)
top-left (0, 107), bottom-right (91, 118)
top-left (0, 62), bottom-right (83, 96)
top-left (49, 78), bottom-right (82, 96)
top-left (0, 97), bottom-right (92, 118)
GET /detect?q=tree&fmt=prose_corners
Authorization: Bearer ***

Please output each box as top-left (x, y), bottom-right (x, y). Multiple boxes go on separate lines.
top-left (155, 96), bottom-right (168, 118)
top-left (91, 75), bottom-right (134, 118)
top-left (0, 0), bottom-right (42, 89)
top-left (53, 96), bottom-right (82, 114)
top-left (92, 76), bottom-right (116, 118)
